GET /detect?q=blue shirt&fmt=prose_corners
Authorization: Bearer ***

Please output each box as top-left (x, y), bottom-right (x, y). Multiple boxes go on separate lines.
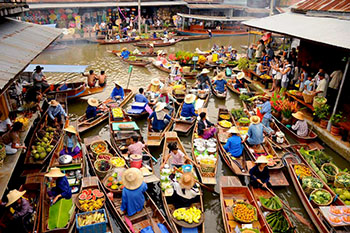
top-left (304, 80), bottom-right (313, 91)
top-left (247, 123), bottom-right (264, 145)
top-left (121, 50), bottom-right (130, 59)
top-left (48, 104), bottom-right (67, 120)
top-left (148, 112), bottom-right (171, 131)
top-left (67, 136), bottom-right (74, 148)
top-left (213, 79), bottom-right (227, 92)
top-left (258, 101), bottom-right (272, 120)
top-left (181, 103), bottom-right (197, 118)
top-left (135, 94), bottom-right (149, 104)
top-left (121, 182), bottom-right (147, 216)
top-left (86, 105), bottom-right (97, 119)
top-left (56, 176), bottom-right (72, 199)
top-left (111, 87), bottom-right (124, 99)
top-left (223, 135), bottom-right (243, 157)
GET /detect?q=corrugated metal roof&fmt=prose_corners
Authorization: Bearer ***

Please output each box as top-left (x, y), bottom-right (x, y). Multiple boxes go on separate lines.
top-left (243, 12), bottom-right (350, 50)
top-left (177, 13), bottom-right (254, 21)
top-left (24, 64), bottom-right (88, 73)
top-left (0, 18), bottom-right (61, 93)
top-left (294, 0), bottom-right (350, 12)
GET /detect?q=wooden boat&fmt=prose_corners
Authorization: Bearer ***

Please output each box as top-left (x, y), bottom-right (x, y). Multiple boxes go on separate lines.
top-left (211, 85), bottom-right (227, 99)
top-left (219, 176), bottom-right (271, 233)
top-left (112, 52), bottom-right (151, 67)
top-left (160, 132), bottom-right (205, 233)
top-left (152, 60), bottom-right (171, 73)
top-left (226, 79), bottom-right (251, 95)
top-left (175, 35), bottom-right (210, 41)
top-left (98, 38), bottom-right (142, 45)
top-left (176, 27), bottom-right (248, 37)
top-left (173, 102), bottom-right (196, 136)
top-left (50, 82), bottom-right (106, 99)
top-left (133, 38), bottom-right (182, 48)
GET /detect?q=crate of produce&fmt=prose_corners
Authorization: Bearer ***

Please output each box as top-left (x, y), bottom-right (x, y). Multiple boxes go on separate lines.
top-left (76, 208), bottom-right (107, 233)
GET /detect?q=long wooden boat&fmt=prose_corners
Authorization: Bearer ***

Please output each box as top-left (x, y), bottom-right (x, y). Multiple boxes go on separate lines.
top-left (226, 79), bottom-right (251, 95)
top-left (174, 35), bottom-right (210, 41)
top-left (173, 102), bottom-right (196, 136)
top-left (160, 132), bottom-right (205, 233)
top-left (98, 38), bottom-right (142, 45)
top-left (176, 29), bottom-right (248, 37)
top-left (112, 52), bottom-right (151, 67)
top-left (133, 38), bottom-right (182, 48)
top-left (152, 60), bottom-right (171, 73)
top-left (219, 176), bottom-right (271, 233)
top-left (50, 82), bottom-right (106, 99)
top-left (211, 84), bottom-right (227, 99)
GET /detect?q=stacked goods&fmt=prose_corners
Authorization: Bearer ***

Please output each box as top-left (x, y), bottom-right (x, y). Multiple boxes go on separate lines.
top-left (90, 141), bottom-right (108, 156)
top-left (31, 127), bottom-right (57, 160)
top-left (335, 173), bottom-right (350, 189)
top-left (111, 107), bottom-right (123, 120)
top-left (15, 115), bottom-right (30, 130)
top-left (78, 189), bottom-right (105, 212)
top-left (110, 157), bottom-right (126, 167)
top-left (294, 164), bottom-right (311, 178)
top-left (238, 117), bottom-right (250, 126)
top-left (260, 74), bottom-right (271, 80)
top-left (172, 206), bottom-right (202, 224)
top-left (299, 148), bottom-right (328, 182)
top-left (266, 211), bottom-right (292, 233)
top-left (232, 202), bottom-right (257, 223)
top-left (321, 163), bottom-right (338, 181)
top-left (77, 210), bottom-right (106, 227)
top-left (160, 165), bottom-right (173, 192)
top-left (193, 138), bottom-right (217, 175)
top-left (302, 176), bottom-right (324, 194)
top-left (231, 108), bottom-right (247, 121)
top-left (327, 206), bottom-right (350, 225)
top-left (335, 188), bottom-right (350, 205)
top-left (259, 196), bottom-right (282, 211)
top-left (310, 189), bottom-right (332, 206)
top-left (104, 172), bottom-right (124, 191)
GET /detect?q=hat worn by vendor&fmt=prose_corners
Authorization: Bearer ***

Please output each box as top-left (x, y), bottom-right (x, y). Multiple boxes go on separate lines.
top-left (5, 189), bottom-right (26, 207)
top-left (151, 78), bottom-right (161, 86)
top-left (64, 125), bottom-right (77, 134)
top-left (122, 47), bottom-right (127, 51)
top-left (250, 115), bottom-right (261, 125)
top-left (34, 65), bottom-right (43, 71)
top-left (122, 167), bottom-right (144, 190)
top-left (292, 111), bottom-right (304, 121)
top-left (49, 100), bottom-right (59, 107)
top-left (227, 126), bottom-right (239, 134)
top-left (200, 68), bottom-right (210, 75)
top-left (237, 72), bottom-right (245, 80)
top-left (157, 50), bottom-right (163, 56)
top-left (113, 81), bottom-right (121, 87)
top-left (215, 72), bottom-right (225, 80)
top-left (255, 155), bottom-right (269, 164)
top-left (45, 167), bottom-right (65, 178)
top-left (87, 98), bottom-right (99, 107)
top-left (161, 87), bottom-right (169, 94)
top-left (179, 172), bottom-right (195, 189)
top-left (184, 94), bottom-right (196, 104)
top-left (155, 102), bottom-right (166, 112)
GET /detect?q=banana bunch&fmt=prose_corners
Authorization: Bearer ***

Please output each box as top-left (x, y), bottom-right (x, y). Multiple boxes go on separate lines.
top-left (15, 116), bottom-right (29, 129)
top-left (112, 107), bottom-right (123, 118)
top-left (173, 206), bottom-right (201, 224)
top-left (77, 211), bottom-right (105, 227)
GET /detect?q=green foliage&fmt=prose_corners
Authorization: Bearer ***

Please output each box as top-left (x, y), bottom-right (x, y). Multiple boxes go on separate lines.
top-left (237, 57), bottom-right (249, 70)
top-left (48, 198), bottom-right (74, 230)
top-left (231, 108), bottom-right (247, 120)
top-left (239, 94), bottom-right (250, 101)
top-left (313, 104), bottom-right (330, 120)
top-left (330, 112), bottom-right (344, 125)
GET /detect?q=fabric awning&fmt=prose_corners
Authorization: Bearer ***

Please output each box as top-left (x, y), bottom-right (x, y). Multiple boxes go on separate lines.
top-left (177, 13), bottom-right (254, 22)
top-left (243, 12), bottom-right (350, 50)
top-left (24, 64), bottom-right (88, 73)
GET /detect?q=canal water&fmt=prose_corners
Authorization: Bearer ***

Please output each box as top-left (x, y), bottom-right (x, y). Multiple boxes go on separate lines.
top-left (33, 36), bottom-right (349, 233)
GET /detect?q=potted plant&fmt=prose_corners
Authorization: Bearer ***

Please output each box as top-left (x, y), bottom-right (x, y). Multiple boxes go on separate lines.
top-left (270, 92), bottom-right (282, 119)
top-left (313, 104), bottom-right (330, 128)
top-left (330, 112), bottom-right (345, 136)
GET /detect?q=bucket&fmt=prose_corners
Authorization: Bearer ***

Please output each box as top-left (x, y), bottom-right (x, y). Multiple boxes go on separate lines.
top-left (130, 154), bottom-right (142, 168)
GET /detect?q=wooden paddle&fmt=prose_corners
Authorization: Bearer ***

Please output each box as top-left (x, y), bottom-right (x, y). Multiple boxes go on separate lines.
top-left (266, 187), bottom-right (313, 229)
top-left (142, 148), bottom-right (158, 163)
top-left (144, 204), bottom-right (162, 233)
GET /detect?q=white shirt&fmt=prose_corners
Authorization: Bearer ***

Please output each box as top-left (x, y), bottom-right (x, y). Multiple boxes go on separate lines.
top-left (0, 118), bottom-right (12, 132)
top-left (328, 70), bottom-right (343, 90)
top-left (316, 79), bottom-right (327, 97)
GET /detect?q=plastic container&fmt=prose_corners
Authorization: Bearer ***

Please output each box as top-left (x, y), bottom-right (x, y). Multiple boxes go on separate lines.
top-left (76, 208), bottom-right (107, 233)
top-left (131, 102), bottom-right (147, 110)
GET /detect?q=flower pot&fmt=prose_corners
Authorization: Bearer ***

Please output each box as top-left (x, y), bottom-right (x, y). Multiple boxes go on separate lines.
top-left (320, 119), bottom-right (328, 129)
top-left (281, 115), bottom-right (292, 125)
top-left (331, 125), bottom-right (341, 136)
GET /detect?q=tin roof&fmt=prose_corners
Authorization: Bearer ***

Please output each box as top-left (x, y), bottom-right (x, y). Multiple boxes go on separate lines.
top-left (293, 0), bottom-right (350, 13)
top-left (187, 4), bottom-right (244, 9)
top-left (0, 18), bottom-right (61, 93)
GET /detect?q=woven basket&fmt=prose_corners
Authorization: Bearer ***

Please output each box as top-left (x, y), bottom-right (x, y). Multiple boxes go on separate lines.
top-left (302, 92), bottom-right (315, 104)
top-left (96, 153), bottom-right (113, 161)
top-left (334, 172), bottom-right (350, 189)
top-left (321, 163), bottom-right (339, 182)
top-left (94, 159), bottom-right (112, 179)
top-left (310, 189), bottom-right (333, 206)
top-left (302, 176), bottom-right (324, 195)
top-left (200, 163), bottom-right (215, 173)
top-left (313, 96), bottom-right (327, 109)
top-left (90, 140), bottom-right (108, 157)
top-left (0, 143), bottom-right (6, 160)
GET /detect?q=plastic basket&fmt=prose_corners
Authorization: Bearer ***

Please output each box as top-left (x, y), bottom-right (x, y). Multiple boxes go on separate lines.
top-left (0, 143), bottom-right (5, 160)
top-left (76, 208), bottom-right (107, 233)
top-left (302, 92), bottom-right (315, 104)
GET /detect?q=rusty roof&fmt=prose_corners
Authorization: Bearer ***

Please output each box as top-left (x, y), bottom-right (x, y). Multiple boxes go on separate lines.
top-left (0, 18), bottom-right (61, 94)
top-left (293, 0), bottom-right (350, 13)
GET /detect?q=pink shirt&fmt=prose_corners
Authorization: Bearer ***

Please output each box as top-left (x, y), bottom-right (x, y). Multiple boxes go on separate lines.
top-left (171, 150), bottom-right (185, 165)
top-left (128, 141), bottom-right (145, 155)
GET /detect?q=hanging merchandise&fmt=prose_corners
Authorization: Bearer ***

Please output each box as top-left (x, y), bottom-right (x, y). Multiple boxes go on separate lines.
top-left (75, 15), bottom-right (81, 29)
top-left (72, 13), bottom-right (77, 18)
top-left (65, 9), bottom-right (73, 14)
top-left (49, 14), bottom-right (57, 21)
top-left (67, 14), bottom-right (73, 20)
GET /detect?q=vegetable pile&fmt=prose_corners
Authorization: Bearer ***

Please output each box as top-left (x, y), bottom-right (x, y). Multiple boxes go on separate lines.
top-left (172, 206), bottom-right (202, 224)
top-left (266, 211), bottom-right (292, 233)
top-left (310, 189), bottom-right (332, 205)
top-left (259, 196), bottom-right (282, 210)
top-left (294, 164), bottom-right (311, 178)
top-left (232, 202), bottom-right (257, 223)
top-left (238, 117), bottom-right (250, 125)
top-left (299, 148), bottom-right (328, 182)
top-left (302, 176), bottom-right (324, 190)
top-left (335, 173), bottom-right (350, 188)
top-left (322, 164), bottom-right (337, 176)
top-left (231, 108), bottom-right (247, 120)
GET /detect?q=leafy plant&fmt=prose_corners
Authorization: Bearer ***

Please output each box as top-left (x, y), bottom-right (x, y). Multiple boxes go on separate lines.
top-left (239, 94), bottom-right (250, 102)
top-left (281, 99), bottom-right (298, 119)
top-left (48, 198), bottom-right (74, 230)
top-left (330, 112), bottom-right (345, 125)
top-left (313, 104), bottom-right (330, 120)
top-left (237, 57), bottom-right (249, 70)
top-left (175, 51), bottom-right (198, 65)
top-left (231, 108), bottom-right (247, 120)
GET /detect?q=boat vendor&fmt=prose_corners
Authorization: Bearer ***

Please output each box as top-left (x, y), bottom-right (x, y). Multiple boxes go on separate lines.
top-left (23, 86), bottom-right (43, 112)
top-left (82, 70), bottom-right (98, 88)
top-left (213, 72), bottom-right (227, 94)
top-left (148, 43), bottom-right (154, 54)
top-left (127, 135), bottom-right (145, 156)
top-left (170, 63), bottom-right (182, 82)
top-left (171, 172), bottom-right (200, 209)
top-left (45, 167), bottom-right (72, 204)
top-left (0, 111), bottom-right (16, 136)
top-left (233, 72), bottom-right (249, 90)
top-left (110, 81), bottom-right (125, 101)
top-left (196, 69), bottom-right (211, 90)
top-left (257, 96), bottom-right (273, 135)
top-left (86, 98), bottom-right (103, 120)
top-left (121, 47), bottom-right (130, 59)
top-left (134, 88), bottom-right (149, 104)
top-left (291, 111), bottom-right (308, 137)
top-left (160, 142), bottom-right (199, 169)
top-left (242, 116), bottom-right (264, 148)
top-left (181, 94), bottom-right (198, 120)
top-left (147, 78), bottom-right (164, 94)
top-left (59, 125), bottom-right (82, 158)
top-left (157, 88), bottom-right (177, 115)
top-left (121, 168), bottom-right (148, 216)
top-left (31, 65), bottom-right (49, 92)
top-left (249, 156), bottom-right (271, 189)
top-left (224, 127), bottom-right (243, 158)
top-left (148, 102), bottom-right (173, 132)
top-left (197, 112), bottom-right (217, 139)
top-left (47, 100), bottom-right (67, 127)
top-left (0, 122), bottom-right (26, 155)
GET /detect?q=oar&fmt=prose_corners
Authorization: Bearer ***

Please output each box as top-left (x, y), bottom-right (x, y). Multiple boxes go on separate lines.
top-left (266, 187), bottom-right (313, 229)
top-left (144, 204), bottom-right (161, 233)
top-left (142, 148), bottom-right (158, 163)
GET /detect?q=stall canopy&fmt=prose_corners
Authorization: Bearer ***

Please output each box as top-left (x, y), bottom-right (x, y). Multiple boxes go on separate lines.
top-left (243, 12), bottom-right (350, 50)
top-left (24, 64), bottom-right (88, 73)
top-left (177, 13), bottom-right (254, 22)
top-left (0, 18), bottom-right (61, 94)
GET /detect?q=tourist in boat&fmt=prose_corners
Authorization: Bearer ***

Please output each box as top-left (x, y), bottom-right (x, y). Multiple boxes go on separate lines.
top-left (147, 78), bottom-right (164, 94)
top-left (224, 127), bottom-right (243, 158)
top-left (249, 155), bottom-right (271, 189)
top-left (197, 112), bottom-right (217, 139)
top-left (121, 168), bottom-right (148, 216)
top-left (257, 96), bottom-right (273, 134)
top-left (134, 88), bottom-right (149, 104)
top-left (110, 81), bottom-right (124, 101)
top-left (170, 63), bottom-right (182, 81)
top-left (171, 172), bottom-right (200, 209)
top-left (157, 88), bottom-right (177, 115)
top-left (121, 47), bottom-right (130, 59)
top-left (148, 102), bottom-right (173, 132)
top-left (45, 167), bottom-right (72, 204)
top-left (181, 94), bottom-right (197, 120)
top-left (196, 68), bottom-right (211, 90)
top-left (127, 135), bottom-right (145, 156)
top-left (0, 111), bottom-right (16, 136)
top-left (31, 65), bottom-right (49, 92)
top-left (160, 142), bottom-right (199, 169)
top-left (97, 70), bottom-right (107, 87)
top-left (47, 100), bottom-right (67, 127)
top-left (242, 116), bottom-right (264, 147)
top-left (0, 122), bottom-right (26, 155)
top-left (86, 98), bottom-right (103, 120)
top-left (59, 125), bottom-right (82, 158)
top-left (291, 111), bottom-right (308, 137)
top-left (82, 70), bottom-right (97, 88)
top-left (213, 72), bottom-right (227, 94)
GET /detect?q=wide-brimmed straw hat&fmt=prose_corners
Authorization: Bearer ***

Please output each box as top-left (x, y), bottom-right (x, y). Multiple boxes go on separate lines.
top-left (200, 68), bottom-right (210, 74)
top-left (45, 167), bottom-right (65, 178)
top-left (261, 95), bottom-right (270, 101)
top-left (87, 98), bottom-right (99, 107)
top-left (237, 72), bottom-right (245, 80)
top-left (122, 47), bottom-right (127, 51)
top-left (151, 78), bottom-right (161, 86)
top-left (161, 87), bottom-right (169, 94)
top-left (292, 111), bottom-right (304, 121)
top-left (149, 43), bottom-right (154, 47)
top-left (132, 29), bottom-right (136, 32)
top-left (49, 100), bottom-right (59, 107)
top-left (227, 126), bottom-right (239, 134)
top-left (64, 125), bottom-right (77, 134)
top-left (250, 116), bottom-right (261, 125)
top-left (122, 167), bottom-right (144, 190)
top-left (179, 172), bottom-right (195, 189)
top-left (113, 81), bottom-right (121, 87)
top-left (140, 167), bottom-right (153, 176)
top-left (155, 102), bottom-right (166, 112)
top-left (255, 156), bottom-right (269, 164)
top-left (157, 50), bottom-right (163, 55)
top-left (5, 189), bottom-right (26, 207)
top-left (215, 72), bottom-right (225, 80)
top-left (184, 94), bottom-right (196, 104)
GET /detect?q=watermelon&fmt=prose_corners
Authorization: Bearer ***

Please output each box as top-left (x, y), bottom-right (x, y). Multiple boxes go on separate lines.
top-left (95, 191), bottom-right (104, 198)
top-left (92, 195), bottom-right (96, 201)
top-left (78, 193), bottom-right (87, 200)
top-left (82, 190), bottom-right (88, 195)
top-left (107, 182), bottom-right (112, 187)
top-left (92, 189), bottom-right (100, 196)
top-left (87, 189), bottom-right (92, 195)
top-left (86, 194), bottom-right (93, 200)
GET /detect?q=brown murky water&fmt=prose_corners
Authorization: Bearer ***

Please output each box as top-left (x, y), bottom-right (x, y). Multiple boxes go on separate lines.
top-left (33, 36), bottom-right (349, 233)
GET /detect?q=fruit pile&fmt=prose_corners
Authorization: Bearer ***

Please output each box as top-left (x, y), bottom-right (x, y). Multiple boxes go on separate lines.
top-left (219, 120), bottom-right (232, 128)
top-left (31, 127), bottom-right (56, 160)
top-left (343, 206), bottom-right (350, 215)
top-left (112, 107), bottom-right (123, 119)
top-left (310, 189), bottom-right (332, 205)
top-left (266, 211), bottom-right (291, 232)
top-left (328, 216), bottom-right (342, 225)
top-left (97, 153), bottom-right (112, 160)
top-left (219, 114), bottom-right (230, 120)
top-left (334, 188), bottom-right (350, 205)
top-left (302, 176), bottom-right (323, 190)
top-left (95, 160), bottom-right (111, 172)
top-left (78, 189), bottom-right (105, 212)
top-left (110, 157), bottom-right (126, 167)
top-left (330, 206), bottom-right (342, 216)
top-left (232, 202), bottom-right (257, 223)
top-left (172, 206), bottom-right (202, 224)
top-left (335, 173), bottom-right (350, 188)
top-left (342, 216), bottom-right (350, 224)
top-left (77, 211), bottom-right (105, 227)
top-left (105, 172), bottom-right (124, 191)
top-left (259, 196), bottom-right (282, 210)
top-left (15, 116), bottom-right (29, 129)
top-left (91, 142), bottom-right (107, 154)
top-left (294, 164), bottom-right (311, 178)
